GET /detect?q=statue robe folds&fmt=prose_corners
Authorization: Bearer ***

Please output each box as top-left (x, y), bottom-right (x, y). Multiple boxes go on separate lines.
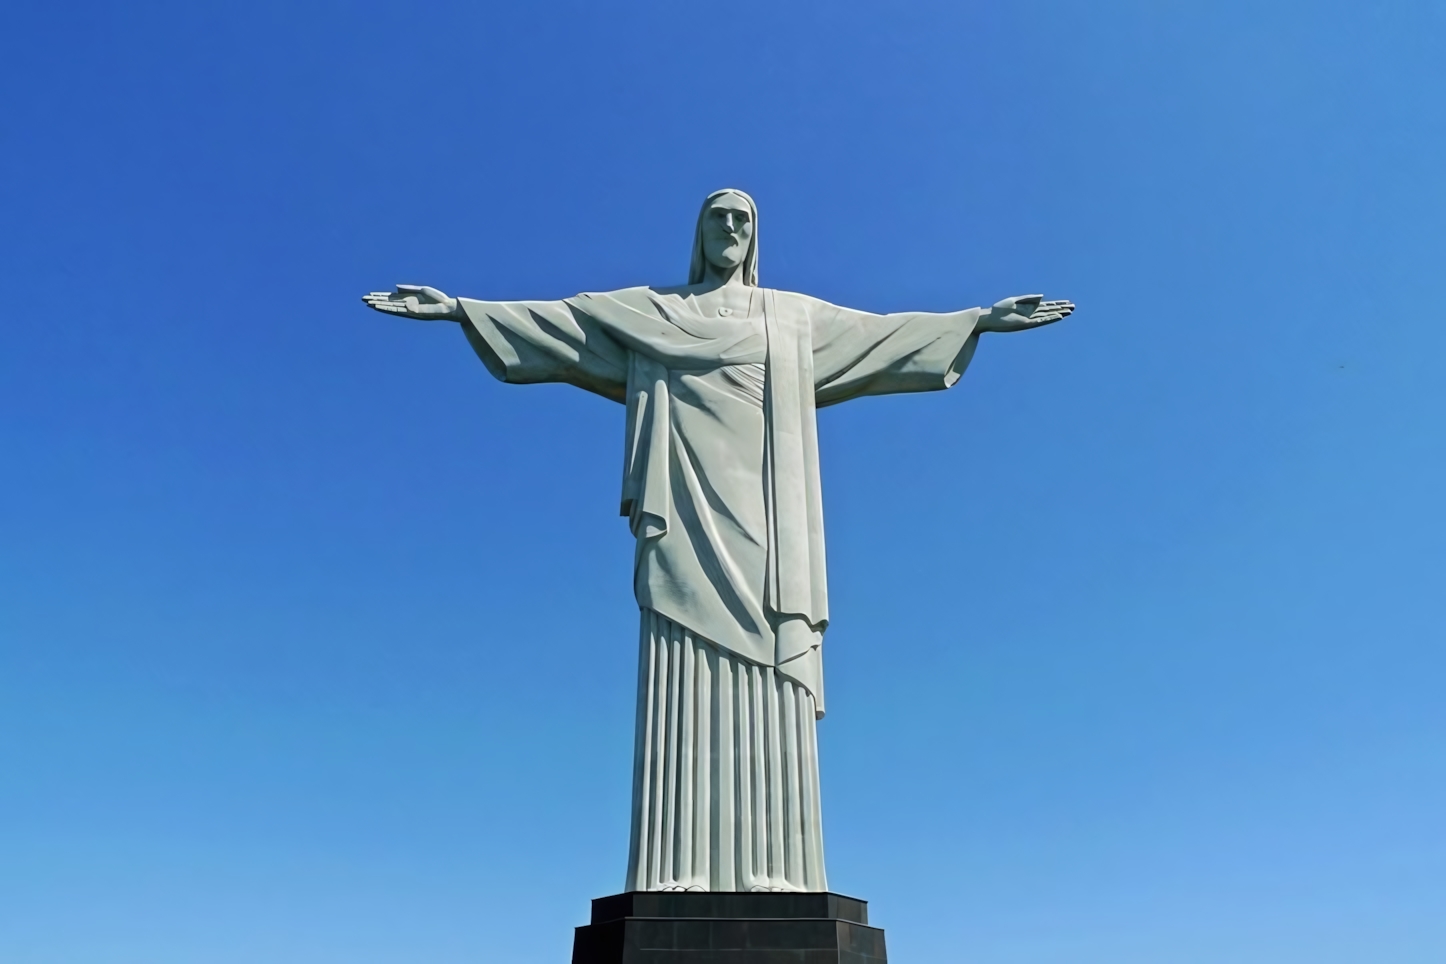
top-left (459, 286), bottom-right (980, 891)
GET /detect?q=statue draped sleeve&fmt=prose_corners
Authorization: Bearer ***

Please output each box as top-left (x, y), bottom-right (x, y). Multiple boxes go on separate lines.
top-left (456, 297), bottom-right (630, 403)
top-left (806, 298), bottom-right (984, 407)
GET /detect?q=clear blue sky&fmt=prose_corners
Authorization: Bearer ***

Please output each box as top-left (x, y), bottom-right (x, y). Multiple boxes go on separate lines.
top-left (2, 2), bottom-right (1443, 962)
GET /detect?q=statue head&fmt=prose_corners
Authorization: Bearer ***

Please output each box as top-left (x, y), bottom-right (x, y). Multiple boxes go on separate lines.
top-left (688, 188), bottom-right (758, 286)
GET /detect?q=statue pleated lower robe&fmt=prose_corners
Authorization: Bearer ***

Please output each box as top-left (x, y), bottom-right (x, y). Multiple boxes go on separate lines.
top-left (458, 281), bottom-right (981, 892)
top-left (630, 611), bottom-right (825, 892)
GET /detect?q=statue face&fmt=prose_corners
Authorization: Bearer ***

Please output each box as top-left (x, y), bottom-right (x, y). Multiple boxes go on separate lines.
top-left (701, 194), bottom-right (754, 273)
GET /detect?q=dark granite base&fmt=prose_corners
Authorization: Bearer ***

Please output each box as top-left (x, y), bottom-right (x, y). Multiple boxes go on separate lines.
top-left (572, 891), bottom-right (887, 964)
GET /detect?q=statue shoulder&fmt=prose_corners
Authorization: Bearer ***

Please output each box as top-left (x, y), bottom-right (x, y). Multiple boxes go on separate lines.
top-left (573, 284), bottom-right (655, 300)
top-left (568, 285), bottom-right (670, 313)
top-left (766, 288), bottom-right (837, 317)
top-left (647, 282), bottom-right (698, 298)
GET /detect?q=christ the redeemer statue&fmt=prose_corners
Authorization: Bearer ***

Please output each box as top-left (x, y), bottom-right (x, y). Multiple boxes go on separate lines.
top-left (363, 189), bottom-right (1073, 895)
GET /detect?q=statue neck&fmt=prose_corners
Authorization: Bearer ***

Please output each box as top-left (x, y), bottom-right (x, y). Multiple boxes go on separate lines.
top-left (702, 260), bottom-right (749, 289)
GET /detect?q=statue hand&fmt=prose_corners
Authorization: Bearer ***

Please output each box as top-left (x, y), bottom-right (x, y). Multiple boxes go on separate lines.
top-left (361, 284), bottom-right (462, 321)
top-left (980, 294), bottom-right (1075, 332)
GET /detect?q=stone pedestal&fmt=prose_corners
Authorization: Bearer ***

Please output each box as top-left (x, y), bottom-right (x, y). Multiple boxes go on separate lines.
top-left (571, 891), bottom-right (887, 964)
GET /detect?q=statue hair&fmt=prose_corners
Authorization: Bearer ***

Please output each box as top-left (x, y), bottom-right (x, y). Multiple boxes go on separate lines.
top-left (688, 188), bottom-right (759, 287)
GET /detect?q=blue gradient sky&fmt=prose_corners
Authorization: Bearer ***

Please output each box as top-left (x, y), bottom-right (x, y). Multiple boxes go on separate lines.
top-left (2, 2), bottom-right (1444, 962)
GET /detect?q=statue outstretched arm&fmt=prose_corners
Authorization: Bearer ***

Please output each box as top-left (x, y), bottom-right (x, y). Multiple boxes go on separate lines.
top-left (809, 293), bottom-right (1074, 406)
top-left (361, 284), bottom-right (628, 402)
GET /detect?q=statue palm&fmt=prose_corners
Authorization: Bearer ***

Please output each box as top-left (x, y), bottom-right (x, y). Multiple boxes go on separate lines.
top-left (362, 284), bottom-right (460, 320)
top-left (980, 294), bottom-right (1075, 332)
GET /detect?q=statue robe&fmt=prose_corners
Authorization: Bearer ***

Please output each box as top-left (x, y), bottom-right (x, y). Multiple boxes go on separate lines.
top-left (459, 285), bottom-right (981, 890)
